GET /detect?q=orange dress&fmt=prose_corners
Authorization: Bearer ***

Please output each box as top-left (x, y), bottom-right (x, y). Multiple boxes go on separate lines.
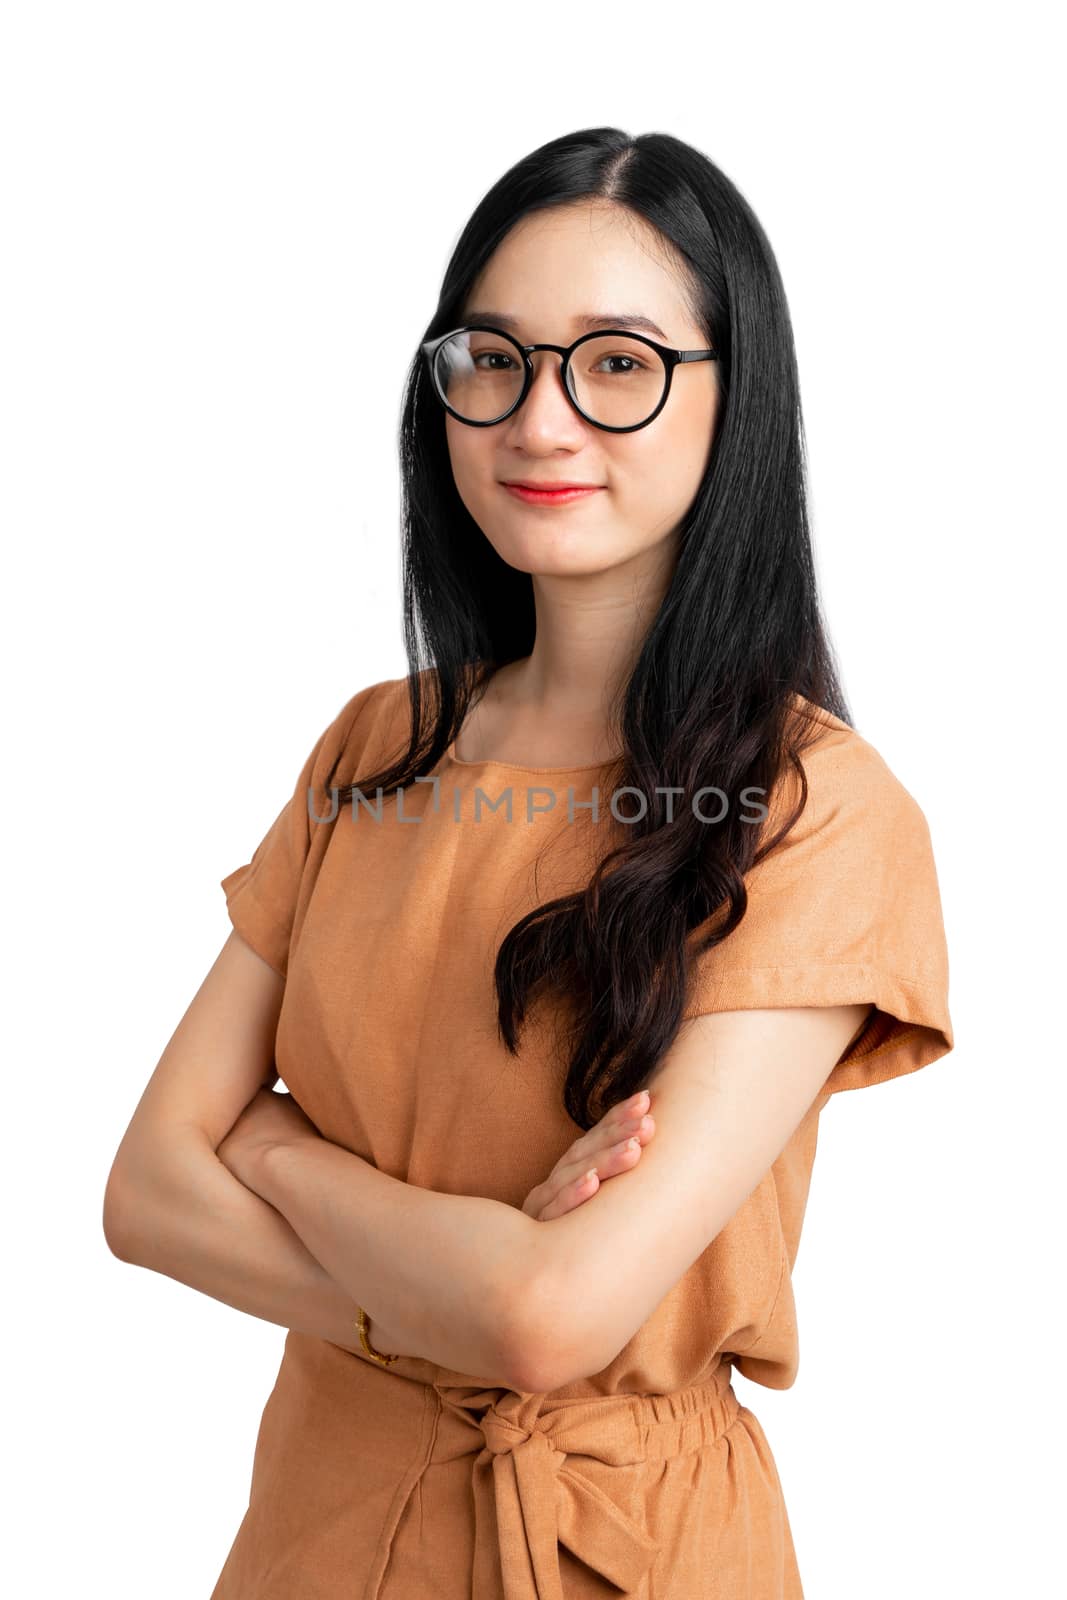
top-left (210, 674), bottom-right (954, 1599)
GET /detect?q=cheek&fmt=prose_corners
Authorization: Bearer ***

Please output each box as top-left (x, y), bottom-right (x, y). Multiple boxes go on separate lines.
top-left (619, 414), bottom-right (714, 522)
top-left (445, 425), bottom-right (491, 507)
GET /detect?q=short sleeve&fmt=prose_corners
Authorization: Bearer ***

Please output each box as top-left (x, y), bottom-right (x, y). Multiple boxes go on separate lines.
top-left (219, 681), bottom-right (383, 980)
top-left (681, 723), bottom-right (954, 1095)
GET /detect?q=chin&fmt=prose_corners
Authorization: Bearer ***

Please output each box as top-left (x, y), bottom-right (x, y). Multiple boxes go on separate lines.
top-left (488, 527), bottom-right (623, 578)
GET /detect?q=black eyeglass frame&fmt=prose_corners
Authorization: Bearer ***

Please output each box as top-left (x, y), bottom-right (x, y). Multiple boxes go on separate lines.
top-left (420, 324), bottom-right (719, 434)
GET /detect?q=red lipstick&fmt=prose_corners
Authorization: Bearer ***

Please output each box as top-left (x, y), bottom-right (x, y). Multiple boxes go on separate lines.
top-left (502, 481), bottom-right (604, 506)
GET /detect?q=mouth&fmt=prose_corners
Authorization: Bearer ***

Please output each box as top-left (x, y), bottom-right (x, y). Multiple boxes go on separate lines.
top-left (501, 481), bottom-right (605, 506)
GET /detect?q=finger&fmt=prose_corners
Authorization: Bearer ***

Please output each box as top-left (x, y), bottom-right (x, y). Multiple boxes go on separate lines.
top-left (522, 1093), bottom-right (655, 1219)
top-left (553, 1090), bottom-right (652, 1173)
top-left (544, 1097), bottom-right (654, 1191)
top-left (532, 1122), bottom-right (655, 1221)
top-left (549, 1114), bottom-right (655, 1196)
top-left (536, 1166), bottom-right (601, 1222)
top-left (522, 1151), bottom-right (612, 1222)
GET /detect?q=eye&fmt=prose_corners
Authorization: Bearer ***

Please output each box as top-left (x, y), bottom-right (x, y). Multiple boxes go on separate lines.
top-left (472, 349), bottom-right (518, 371)
top-left (592, 353), bottom-right (648, 375)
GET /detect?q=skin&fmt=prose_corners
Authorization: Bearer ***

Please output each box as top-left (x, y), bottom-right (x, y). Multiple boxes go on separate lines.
top-left (217, 1079), bottom-right (657, 1226)
top-left (426, 198), bottom-right (867, 1388)
top-left (445, 198), bottom-right (720, 766)
top-left (105, 197), bottom-right (869, 1393)
top-left (209, 1000), bottom-right (869, 1390)
top-left (104, 920), bottom-right (660, 1386)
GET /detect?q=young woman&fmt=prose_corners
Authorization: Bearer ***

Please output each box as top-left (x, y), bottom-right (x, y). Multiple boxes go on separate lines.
top-left (105, 127), bottom-right (953, 1599)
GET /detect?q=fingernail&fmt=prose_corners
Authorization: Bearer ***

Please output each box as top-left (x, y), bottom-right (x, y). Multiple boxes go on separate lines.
top-left (629, 1091), bottom-right (648, 1110)
top-left (613, 1137), bottom-right (640, 1155)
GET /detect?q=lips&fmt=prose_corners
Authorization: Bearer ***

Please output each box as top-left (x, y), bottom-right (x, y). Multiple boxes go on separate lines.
top-left (501, 481), bottom-right (605, 505)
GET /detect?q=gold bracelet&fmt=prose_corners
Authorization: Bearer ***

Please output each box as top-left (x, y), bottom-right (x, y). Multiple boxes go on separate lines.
top-left (356, 1305), bottom-right (399, 1367)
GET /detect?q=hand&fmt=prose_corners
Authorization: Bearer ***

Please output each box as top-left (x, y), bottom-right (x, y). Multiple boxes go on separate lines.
top-left (216, 1086), bottom-right (322, 1190)
top-left (521, 1089), bottom-right (656, 1222)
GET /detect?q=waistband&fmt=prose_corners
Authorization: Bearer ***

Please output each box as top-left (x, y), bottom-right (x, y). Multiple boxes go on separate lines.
top-left (364, 1353), bottom-right (740, 1600)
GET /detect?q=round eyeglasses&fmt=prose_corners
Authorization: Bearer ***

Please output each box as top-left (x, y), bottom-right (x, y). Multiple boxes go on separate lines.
top-left (421, 324), bottom-right (719, 434)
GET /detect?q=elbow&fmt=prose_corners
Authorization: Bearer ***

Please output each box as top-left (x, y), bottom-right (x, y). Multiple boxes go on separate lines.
top-left (502, 1255), bottom-right (600, 1396)
top-left (102, 1162), bottom-right (144, 1263)
top-left (102, 1123), bottom-right (201, 1265)
top-left (507, 1345), bottom-right (576, 1400)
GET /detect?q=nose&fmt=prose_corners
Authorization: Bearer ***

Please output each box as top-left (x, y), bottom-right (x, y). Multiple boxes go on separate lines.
top-left (504, 349), bottom-right (587, 448)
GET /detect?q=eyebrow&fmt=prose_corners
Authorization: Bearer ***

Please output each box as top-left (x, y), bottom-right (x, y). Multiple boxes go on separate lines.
top-left (462, 311), bottom-right (670, 341)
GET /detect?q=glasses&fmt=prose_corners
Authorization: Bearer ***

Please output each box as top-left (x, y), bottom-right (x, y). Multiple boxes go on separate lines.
top-left (421, 324), bottom-right (718, 434)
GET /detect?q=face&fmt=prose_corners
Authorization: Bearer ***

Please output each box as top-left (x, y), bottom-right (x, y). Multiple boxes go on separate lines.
top-left (442, 200), bottom-right (720, 586)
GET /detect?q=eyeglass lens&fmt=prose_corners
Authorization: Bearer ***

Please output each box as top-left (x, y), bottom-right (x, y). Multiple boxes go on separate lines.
top-left (431, 329), bottom-right (668, 428)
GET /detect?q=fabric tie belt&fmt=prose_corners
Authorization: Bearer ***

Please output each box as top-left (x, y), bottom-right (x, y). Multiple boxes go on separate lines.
top-left (416, 1359), bottom-right (740, 1600)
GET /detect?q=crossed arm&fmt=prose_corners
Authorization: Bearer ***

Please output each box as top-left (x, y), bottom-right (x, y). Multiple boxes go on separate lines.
top-left (229, 1123), bottom-right (541, 1383)
top-left (223, 1000), bottom-right (869, 1394)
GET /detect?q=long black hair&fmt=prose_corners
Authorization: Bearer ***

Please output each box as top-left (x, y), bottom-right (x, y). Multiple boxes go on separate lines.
top-left (327, 126), bottom-right (852, 1130)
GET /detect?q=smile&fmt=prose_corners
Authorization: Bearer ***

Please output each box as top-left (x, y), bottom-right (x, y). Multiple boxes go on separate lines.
top-left (502, 484), bottom-right (604, 506)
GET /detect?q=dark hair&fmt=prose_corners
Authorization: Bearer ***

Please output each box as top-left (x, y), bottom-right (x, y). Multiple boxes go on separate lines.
top-left (327, 126), bottom-right (852, 1130)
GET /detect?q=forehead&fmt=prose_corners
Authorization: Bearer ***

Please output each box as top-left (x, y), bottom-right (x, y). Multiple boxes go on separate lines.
top-left (462, 201), bottom-right (698, 340)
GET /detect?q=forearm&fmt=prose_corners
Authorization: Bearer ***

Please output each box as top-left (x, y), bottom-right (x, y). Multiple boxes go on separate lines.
top-left (252, 1137), bottom-right (539, 1386)
top-left (105, 1132), bottom-right (369, 1353)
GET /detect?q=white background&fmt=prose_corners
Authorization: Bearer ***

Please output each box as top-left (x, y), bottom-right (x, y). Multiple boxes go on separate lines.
top-left (4, 2), bottom-right (1061, 1595)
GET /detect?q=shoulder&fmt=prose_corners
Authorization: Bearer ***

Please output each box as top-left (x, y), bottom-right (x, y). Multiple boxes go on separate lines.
top-left (735, 695), bottom-right (937, 902)
top-left (302, 674), bottom-right (405, 784)
top-left (781, 692), bottom-right (931, 845)
top-left (308, 671), bottom-right (436, 791)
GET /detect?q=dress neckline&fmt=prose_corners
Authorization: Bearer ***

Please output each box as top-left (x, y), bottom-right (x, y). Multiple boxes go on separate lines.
top-left (444, 739), bottom-right (616, 775)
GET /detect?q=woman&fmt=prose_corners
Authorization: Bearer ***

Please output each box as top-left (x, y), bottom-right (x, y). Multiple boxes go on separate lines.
top-left (104, 126), bottom-right (953, 1598)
